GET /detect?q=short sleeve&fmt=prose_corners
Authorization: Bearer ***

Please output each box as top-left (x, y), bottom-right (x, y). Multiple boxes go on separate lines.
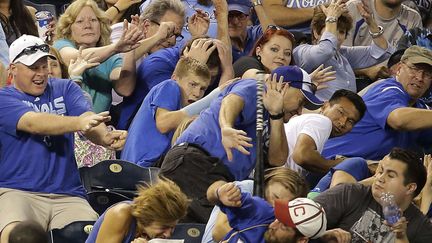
top-left (299, 115), bottom-right (332, 152)
top-left (149, 80), bottom-right (181, 118)
top-left (0, 89), bottom-right (33, 136)
top-left (62, 79), bottom-right (92, 116)
top-left (227, 80), bottom-right (257, 124)
top-left (53, 39), bottom-right (76, 50)
top-left (366, 86), bottom-right (410, 129)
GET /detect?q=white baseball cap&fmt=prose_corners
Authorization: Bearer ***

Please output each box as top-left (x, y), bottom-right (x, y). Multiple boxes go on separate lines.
top-left (274, 197), bottom-right (327, 239)
top-left (9, 34), bottom-right (55, 66)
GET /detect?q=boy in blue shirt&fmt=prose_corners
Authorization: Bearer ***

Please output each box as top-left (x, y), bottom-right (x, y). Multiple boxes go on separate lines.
top-left (121, 56), bottom-right (211, 166)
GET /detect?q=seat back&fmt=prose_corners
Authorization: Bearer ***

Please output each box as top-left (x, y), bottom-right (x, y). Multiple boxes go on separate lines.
top-left (49, 221), bottom-right (95, 243)
top-left (23, 0), bottom-right (57, 17)
top-left (86, 191), bottom-right (131, 215)
top-left (79, 159), bottom-right (160, 199)
top-left (170, 223), bottom-right (206, 243)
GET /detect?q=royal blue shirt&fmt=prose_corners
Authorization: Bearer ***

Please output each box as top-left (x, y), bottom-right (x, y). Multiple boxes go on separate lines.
top-left (176, 79), bottom-right (263, 180)
top-left (323, 78), bottom-right (429, 160)
top-left (232, 25), bottom-right (263, 63)
top-left (220, 192), bottom-right (274, 243)
top-left (121, 80), bottom-right (182, 167)
top-left (0, 78), bottom-right (91, 197)
top-left (119, 47), bottom-right (180, 130)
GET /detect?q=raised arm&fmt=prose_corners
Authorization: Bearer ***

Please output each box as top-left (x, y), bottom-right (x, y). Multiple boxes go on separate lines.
top-left (262, 0), bottom-right (314, 27)
top-left (219, 94), bottom-right (253, 161)
top-left (251, 0), bottom-right (275, 31)
top-left (213, 0), bottom-right (231, 47)
top-left (104, 0), bottom-right (141, 23)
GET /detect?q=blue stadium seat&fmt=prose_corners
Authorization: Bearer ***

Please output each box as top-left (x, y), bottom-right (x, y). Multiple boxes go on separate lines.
top-left (86, 191), bottom-right (130, 215)
top-left (170, 223), bottom-right (206, 243)
top-left (48, 220), bottom-right (95, 243)
top-left (79, 159), bottom-right (160, 199)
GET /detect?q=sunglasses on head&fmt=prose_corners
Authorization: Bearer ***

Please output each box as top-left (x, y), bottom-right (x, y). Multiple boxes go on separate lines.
top-left (289, 81), bottom-right (317, 94)
top-left (265, 25), bottom-right (295, 38)
top-left (13, 44), bottom-right (50, 62)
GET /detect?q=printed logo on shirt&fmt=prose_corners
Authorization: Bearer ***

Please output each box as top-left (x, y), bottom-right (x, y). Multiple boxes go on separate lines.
top-left (350, 208), bottom-right (395, 242)
top-left (286, 0), bottom-right (330, 8)
top-left (22, 96), bottom-right (67, 115)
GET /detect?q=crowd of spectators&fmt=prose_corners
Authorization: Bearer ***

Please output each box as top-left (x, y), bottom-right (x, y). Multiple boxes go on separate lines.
top-left (1, 0), bottom-right (432, 242)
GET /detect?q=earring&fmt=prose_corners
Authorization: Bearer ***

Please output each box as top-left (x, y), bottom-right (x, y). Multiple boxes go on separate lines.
top-left (257, 55), bottom-right (261, 61)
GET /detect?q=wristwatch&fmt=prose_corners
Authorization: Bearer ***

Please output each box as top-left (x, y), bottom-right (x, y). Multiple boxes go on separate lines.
top-left (369, 26), bottom-right (384, 38)
top-left (269, 112), bottom-right (284, 120)
top-left (325, 16), bottom-right (338, 23)
top-left (252, 0), bottom-right (262, 7)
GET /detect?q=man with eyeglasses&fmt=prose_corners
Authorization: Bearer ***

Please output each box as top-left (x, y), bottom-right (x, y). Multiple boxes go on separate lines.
top-left (283, 89), bottom-right (366, 185)
top-left (0, 35), bottom-right (128, 243)
top-left (323, 45), bottom-right (432, 161)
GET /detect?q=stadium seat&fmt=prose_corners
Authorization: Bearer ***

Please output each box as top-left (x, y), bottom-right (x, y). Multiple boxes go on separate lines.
top-left (170, 223), bottom-right (206, 243)
top-left (86, 191), bottom-right (130, 215)
top-left (79, 159), bottom-right (160, 199)
top-left (48, 220), bottom-right (95, 243)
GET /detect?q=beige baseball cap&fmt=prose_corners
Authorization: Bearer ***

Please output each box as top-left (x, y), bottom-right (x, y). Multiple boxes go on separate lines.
top-left (401, 45), bottom-right (432, 66)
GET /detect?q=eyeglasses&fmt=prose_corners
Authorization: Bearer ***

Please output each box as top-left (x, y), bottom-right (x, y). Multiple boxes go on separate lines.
top-left (13, 44), bottom-right (50, 62)
top-left (228, 11), bottom-right (248, 21)
top-left (290, 81), bottom-right (318, 94)
top-left (402, 61), bottom-right (432, 80)
top-left (264, 25), bottom-right (295, 39)
top-left (149, 19), bottom-right (184, 42)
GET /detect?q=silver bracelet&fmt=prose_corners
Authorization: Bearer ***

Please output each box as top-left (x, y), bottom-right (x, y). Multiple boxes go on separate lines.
top-left (369, 25), bottom-right (384, 38)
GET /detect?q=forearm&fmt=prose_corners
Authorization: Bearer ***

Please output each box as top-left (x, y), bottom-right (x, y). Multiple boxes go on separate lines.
top-left (219, 95), bottom-right (244, 129)
top-left (293, 150), bottom-right (339, 173)
top-left (421, 180), bottom-right (432, 214)
top-left (113, 51), bottom-right (136, 97)
top-left (215, 4), bottom-right (231, 47)
top-left (105, 6), bottom-right (123, 23)
top-left (83, 122), bottom-right (110, 147)
top-left (17, 112), bottom-right (82, 135)
top-left (61, 44), bottom-right (117, 66)
top-left (207, 180), bottom-right (228, 204)
top-left (268, 119), bottom-right (288, 166)
top-left (388, 108), bottom-right (432, 130)
top-left (182, 88), bottom-right (221, 116)
top-left (254, 4), bottom-right (275, 31)
top-left (262, 1), bottom-right (313, 26)
top-left (369, 24), bottom-right (388, 50)
top-left (156, 110), bottom-right (189, 134)
top-left (134, 34), bottom-right (161, 60)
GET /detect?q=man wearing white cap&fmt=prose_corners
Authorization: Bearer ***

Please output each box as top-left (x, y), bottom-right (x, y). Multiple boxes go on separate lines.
top-left (0, 35), bottom-right (127, 243)
top-left (211, 181), bottom-right (350, 242)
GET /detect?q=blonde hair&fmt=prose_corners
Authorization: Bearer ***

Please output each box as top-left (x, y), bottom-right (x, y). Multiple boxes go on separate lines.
top-left (264, 167), bottom-right (309, 198)
top-left (55, 0), bottom-right (112, 47)
top-left (131, 178), bottom-right (189, 229)
top-left (173, 56), bottom-right (210, 80)
top-left (49, 46), bottom-right (69, 78)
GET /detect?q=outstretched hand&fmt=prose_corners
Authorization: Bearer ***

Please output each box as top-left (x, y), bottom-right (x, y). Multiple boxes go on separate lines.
top-left (309, 64), bottom-right (336, 90)
top-left (320, 0), bottom-right (348, 19)
top-left (114, 20), bottom-right (144, 53)
top-left (103, 129), bottom-right (128, 151)
top-left (221, 127), bottom-right (253, 161)
top-left (69, 46), bottom-right (100, 77)
top-left (79, 111), bottom-right (111, 133)
top-left (188, 8), bottom-right (210, 37)
top-left (263, 73), bottom-right (288, 116)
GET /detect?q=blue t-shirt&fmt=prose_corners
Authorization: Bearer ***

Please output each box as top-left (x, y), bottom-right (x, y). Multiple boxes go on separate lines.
top-left (86, 201), bottom-right (136, 243)
top-left (322, 78), bottom-right (427, 160)
top-left (232, 25), bottom-right (263, 63)
top-left (176, 79), bottom-right (260, 180)
top-left (119, 46), bottom-right (181, 130)
top-left (0, 78), bottom-right (91, 197)
top-left (121, 80), bottom-right (182, 167)
top-left (53, 39), bottom-right (123, 113)
top-left (220, 192), bottom-right (274, 243)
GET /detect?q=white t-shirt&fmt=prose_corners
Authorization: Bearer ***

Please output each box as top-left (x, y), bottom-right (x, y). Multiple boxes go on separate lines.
top-left (284, 113), bottom-right (332, 175)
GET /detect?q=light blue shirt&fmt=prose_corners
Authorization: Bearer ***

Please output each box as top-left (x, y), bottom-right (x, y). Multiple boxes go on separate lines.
top-left (293, 31), bottom-right (394, 100)
top-left (0, 24), bottom-right (9, 66)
